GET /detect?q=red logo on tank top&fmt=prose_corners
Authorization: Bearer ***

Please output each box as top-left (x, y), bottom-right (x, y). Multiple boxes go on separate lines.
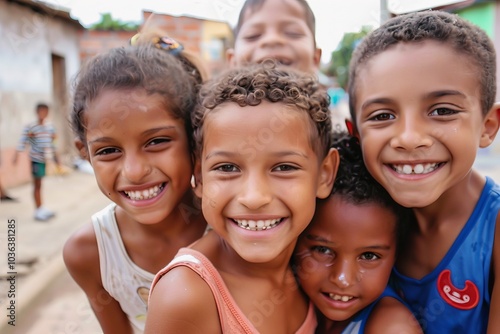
top-left (437, 269), bottom-right (479, 310)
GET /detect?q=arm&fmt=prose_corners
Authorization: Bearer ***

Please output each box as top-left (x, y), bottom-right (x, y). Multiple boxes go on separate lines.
top-left (487, 212), bottom-right (500, 333)
top-left (13, 125), bottom-right (29, 164)
top-left (63, 223), bottom-right (134, 334)
top-left (50, 126), bottom-right (60, 165)
top-left (365, 297), bottom-right (423, 334)
top-left (145, 266), bottom-right (221, 334)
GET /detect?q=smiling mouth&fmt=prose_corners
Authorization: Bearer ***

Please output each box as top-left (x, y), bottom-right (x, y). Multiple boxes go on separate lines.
top-left (122, 183), bottom-right (165, 200)
top-left (390, 162), bottom-right (443, 175)
top-left (233, 218), bottom-right (283, 231)
top-left (257, 57), bottom-right (292, 66)
top-left (327, 293), bottom-right (354, 302)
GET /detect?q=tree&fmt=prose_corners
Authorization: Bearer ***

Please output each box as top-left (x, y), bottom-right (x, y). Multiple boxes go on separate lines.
top-left (90, 13), bottom-right (140, 31)
top-left (327, 26), bottom-right (372, 89)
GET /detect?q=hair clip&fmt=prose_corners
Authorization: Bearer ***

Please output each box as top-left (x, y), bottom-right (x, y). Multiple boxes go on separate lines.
top-left (345, 119), bottom-right (355, 136)
top-left (153, 36), bottom-right (184, 56)
top-left (129, 33), bottom-right (141, 46)
top-left (129, 34), bottom-right (184, 56)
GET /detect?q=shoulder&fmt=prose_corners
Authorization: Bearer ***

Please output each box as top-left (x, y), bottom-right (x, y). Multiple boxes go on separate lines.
top-left (364, 296), bottom-right (423, 334)
top-left (63, 222), bottom-right (99, 278)
top-left (146, 265), bottom-right (220, 333)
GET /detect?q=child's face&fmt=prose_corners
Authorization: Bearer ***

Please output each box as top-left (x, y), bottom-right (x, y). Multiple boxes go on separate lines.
top-left (80, 88), bottom-right (193, 224)
top-left (37, 107), bottom-right (49, 122)
top-left (353, 41), bottom-right (491, 208)
top-left (227, 0), bottom-right (321, 74)
top-left (196, 100), bottom-right (335, 264)
top-left (295, 195), bottom-right (397, 322)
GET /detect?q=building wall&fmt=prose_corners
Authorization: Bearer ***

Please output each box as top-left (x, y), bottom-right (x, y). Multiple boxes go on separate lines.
top-left (0, 1), bottom-right (81, 187)
top-left (79, 30), bottom-right (135, 64)
top-left (201, 20), bottom-right (233, 75)
top-left (142, 11), bottom-right (203, 55)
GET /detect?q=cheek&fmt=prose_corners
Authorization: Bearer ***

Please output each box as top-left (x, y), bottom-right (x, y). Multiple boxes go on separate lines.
top-left (294, 256), bottom-right (328, 283)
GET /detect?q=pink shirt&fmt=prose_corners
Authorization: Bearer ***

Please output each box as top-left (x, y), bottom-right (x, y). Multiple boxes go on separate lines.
top-left (150, 248), bottom-right (317, 333)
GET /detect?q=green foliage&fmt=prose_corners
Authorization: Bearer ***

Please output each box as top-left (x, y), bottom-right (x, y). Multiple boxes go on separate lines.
top-left (90, 13), bottom-right (140, 31)
top-left (327, 26), bottom-right (372, 89)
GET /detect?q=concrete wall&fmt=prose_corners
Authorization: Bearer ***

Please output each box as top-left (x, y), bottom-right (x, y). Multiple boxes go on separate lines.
top-left (0, 0), bottom-right (82, 188)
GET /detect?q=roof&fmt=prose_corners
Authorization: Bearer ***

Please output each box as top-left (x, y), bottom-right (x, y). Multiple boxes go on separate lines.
top-left (6, 0), bottom-right (84, 29)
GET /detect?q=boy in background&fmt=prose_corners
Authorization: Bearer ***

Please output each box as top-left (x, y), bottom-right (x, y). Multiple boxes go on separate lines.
top-left (14, 103), bottom-right (59, 221)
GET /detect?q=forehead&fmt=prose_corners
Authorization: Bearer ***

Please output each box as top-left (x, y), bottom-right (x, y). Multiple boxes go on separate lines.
top-left (205, 100), bottom-right (310, 130)
top-left (241, 0), bottom-right (308, 25)
top-left (355, 41), bottom-right (480, 106)
top-left (84, 89), bottom-right (176, 130)
top-left (202, 100), bottom-right (316, 150)
top-left (310, 196), bottom-right (397, 236)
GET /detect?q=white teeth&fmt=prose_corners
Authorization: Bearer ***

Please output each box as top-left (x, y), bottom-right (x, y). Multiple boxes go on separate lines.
top-left (234, 219), bottom-right (281, 231)
top-left (124, 184), bottom-right (163, 200)
top-left (403, 165), bottom-right (412, 174)
top-left (329, 293), bottom-right (353, 302)
top-left (394, 163), bottom-right (439, 175)
top-left (413, 164), bottom-right (424, 174)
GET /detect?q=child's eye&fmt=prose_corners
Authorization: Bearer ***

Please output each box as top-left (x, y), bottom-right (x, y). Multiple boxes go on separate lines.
top-left (310, 245), bottom-right (335, 264)
top-left (272, 164), bottom-right (298, 172)
top-left (95, 147), bottom-right (120, 156)
top-left (147, 137), bottom-right (171, 147)
top-left (429, 108), bottom-right (459, 116)
top-left (360, 252), bottom-right (379, 261)
top-left (285, 31), bottom-right (304, 38)
top-left (243, 33), bottom-right (261, 41)
top-left (215, 164), bottom-right (239, 173)
top-left (369, 112), bottom-right (394, 121)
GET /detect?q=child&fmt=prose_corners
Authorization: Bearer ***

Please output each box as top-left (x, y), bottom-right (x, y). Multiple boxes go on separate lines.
top-left (13, 103), bottom-right (59, 221)
top-left (145, 63), bottom-right (339, 333)
top-left (226, 0), bottom-right (322, 75)
top-left (294, 134), bottom-right (422, 334)
top-left (63, 38), bottom-right (208, 333)
top-left (347, 11), bottom-right (500, 333)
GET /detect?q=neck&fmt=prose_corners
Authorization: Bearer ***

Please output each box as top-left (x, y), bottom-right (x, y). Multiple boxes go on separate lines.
top-left (412, 170), bottom-right (485, 233)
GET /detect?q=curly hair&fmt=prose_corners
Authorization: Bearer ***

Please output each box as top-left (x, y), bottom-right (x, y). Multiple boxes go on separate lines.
top-left (348, 10), bottom-right (496, 122)
top-left (71, 44), bottom-right (203, 151)
top-left (192, 62), bottom-right (332, 158)
top-left (330, 133), bottom-right (412, 238)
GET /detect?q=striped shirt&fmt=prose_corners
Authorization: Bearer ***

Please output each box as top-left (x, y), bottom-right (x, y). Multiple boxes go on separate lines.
top-left (16, 122), bottom-right (56, 163)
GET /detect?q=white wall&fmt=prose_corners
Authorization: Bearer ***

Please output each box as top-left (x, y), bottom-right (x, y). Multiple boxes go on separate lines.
top-left (0, 1), bottom-right (81, 154)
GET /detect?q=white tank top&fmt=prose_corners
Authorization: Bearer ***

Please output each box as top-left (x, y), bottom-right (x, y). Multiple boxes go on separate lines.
top-left (92, 203), bottom-right (154, 333)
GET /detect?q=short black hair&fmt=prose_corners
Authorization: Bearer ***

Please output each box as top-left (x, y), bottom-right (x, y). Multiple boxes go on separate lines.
top-left (349, 10), bottom-right (496, 122)
top-left (36, 103), bottom-right (49, 111)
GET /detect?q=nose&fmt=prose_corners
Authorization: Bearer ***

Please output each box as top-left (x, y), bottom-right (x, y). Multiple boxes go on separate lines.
top-left (390, 113), bottom-right (433, 151)
top-left (259, 28), bottom-right (284, 48)
top-left (121, 151), bottom-right (151, 183)
top-left (237, 172), bottom-right (272, 210)
top-left (329, 259), bottom-right (357, 289)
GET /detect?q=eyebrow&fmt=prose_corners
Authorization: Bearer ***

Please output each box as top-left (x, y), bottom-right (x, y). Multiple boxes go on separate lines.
top-left (360, 90), bottom-right (467, 110)
top-left (305, 234), bottom-right (392, 251)
top-left (88, 126), bottom-right (177, 145)
top-left (205, 150), bottom-right (309, 161)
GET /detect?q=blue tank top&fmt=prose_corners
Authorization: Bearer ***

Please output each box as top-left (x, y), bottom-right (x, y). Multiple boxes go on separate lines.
top-left (341, 286), bottom-right (405, 334)
top-left (391, 177), bottom-right (500, 333)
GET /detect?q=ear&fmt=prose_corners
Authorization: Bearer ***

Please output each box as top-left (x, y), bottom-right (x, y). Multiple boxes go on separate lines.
top-left (313, 47), bottom-right (322, 68)
top-left (74, 138), bottom-right (90, 162)
top-left (226, 48), bottom-right (237, 68)
top-left (193, 158), bottom-right (203, 198)
top-left (316, 148), bottom-right (339, 199)
top-left (479, 102), bottom-right (500, 148)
